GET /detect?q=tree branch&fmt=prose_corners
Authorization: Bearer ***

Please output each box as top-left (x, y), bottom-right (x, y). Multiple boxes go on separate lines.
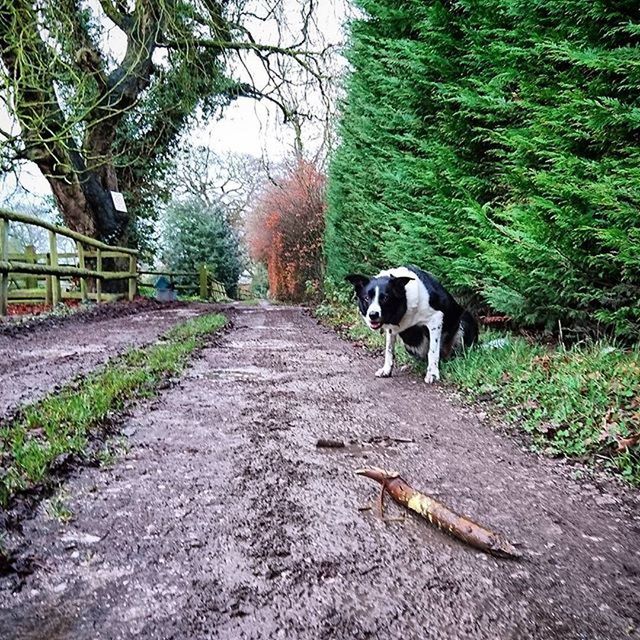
top-left (98, 0), bottom-right (131, 31)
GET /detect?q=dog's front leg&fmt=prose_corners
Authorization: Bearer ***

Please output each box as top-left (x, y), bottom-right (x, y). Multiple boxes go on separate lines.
top-left (376, 329), bottom-right (396, 377)
top-left (425, 312), bottom-right (444, 383)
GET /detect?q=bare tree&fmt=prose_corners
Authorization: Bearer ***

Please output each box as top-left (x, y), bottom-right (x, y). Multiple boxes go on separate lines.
top-left (170, 146), bottom-right (265, 229)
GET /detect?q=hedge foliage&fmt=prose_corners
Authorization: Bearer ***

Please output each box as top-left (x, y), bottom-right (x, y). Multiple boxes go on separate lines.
top-left (247, 158), bottom-right (326, 302)
top-left (327, 0), bottom-right (640, 339)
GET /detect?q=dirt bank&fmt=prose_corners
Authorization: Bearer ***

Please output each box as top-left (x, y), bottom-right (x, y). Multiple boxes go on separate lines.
top-left (0, 300), bottom-right (218, 416)
top-left (0, 305), bottom-right (638, 639)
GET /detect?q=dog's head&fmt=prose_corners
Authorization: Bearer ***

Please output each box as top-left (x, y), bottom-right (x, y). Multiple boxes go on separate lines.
top-left (345, 273), bottom-right (414, 330)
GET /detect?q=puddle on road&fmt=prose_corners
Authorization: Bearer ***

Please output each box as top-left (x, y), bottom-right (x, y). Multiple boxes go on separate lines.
top-left (227, 339), bottom-right (296, 351)
top-left (199, 366), bottom-right (267, 381)
top-left (128, 308), bottom-right (200, 322)
top-left (32, 344), bottom-right (106, 358)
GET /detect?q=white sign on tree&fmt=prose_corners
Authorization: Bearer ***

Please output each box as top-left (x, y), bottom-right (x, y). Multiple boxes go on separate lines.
top-left (111, 191), bottom-right (128, 213)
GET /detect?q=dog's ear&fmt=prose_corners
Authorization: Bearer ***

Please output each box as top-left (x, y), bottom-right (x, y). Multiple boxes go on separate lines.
top-left (345, 274), bottom-right (369, 291)
top-left (389, 276), bottom-right (414, 293)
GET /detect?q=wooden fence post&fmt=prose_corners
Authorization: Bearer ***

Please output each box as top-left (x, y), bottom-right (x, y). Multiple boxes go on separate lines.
top-left (45, 264), bottom-right (53, 306)
top-left (48, 230), bottom-right (61, 306)
top-left (76, 241), bottom-right (88, 302)
top-left (0, 218), bottom-right (8, 316)
top-left (24, 244), bottom-right (37, 289)
top-left (128, 253), bottom-right (137, 301)
top-left (199, 264), bottom-right (208, 299)
top-left (96, 249), bottom-right (102, 304)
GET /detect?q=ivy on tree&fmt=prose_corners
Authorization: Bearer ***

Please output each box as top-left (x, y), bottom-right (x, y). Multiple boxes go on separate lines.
top-left (0, 0), bottom-right (324, 248)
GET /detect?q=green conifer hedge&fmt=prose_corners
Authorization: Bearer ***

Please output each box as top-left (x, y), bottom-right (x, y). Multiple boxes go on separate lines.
top-left (327, 0), bottom-right (640, 339)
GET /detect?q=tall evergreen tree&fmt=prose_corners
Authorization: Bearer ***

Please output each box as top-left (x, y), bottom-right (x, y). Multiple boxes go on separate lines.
top-left (162, 200), bottom-right (242, 294)
top-left (328, 0), bottom-right (640, 339)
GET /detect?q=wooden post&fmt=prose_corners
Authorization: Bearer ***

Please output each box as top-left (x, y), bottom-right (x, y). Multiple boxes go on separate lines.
top-left (76, 241), bottom-right (88, 302)
top-left (128, 254), bottom-right (137, 301)
top-left (96, 248), bottom-right (102, 304)
top-left (199, 264), bottom-right (209, 299)
top-left (48, 230), bottom-right (61, 306)
top-left (24, 244), bottom-right (37, 289)
top-left (45, 267), bottom-right (53, 306)
top-left (0, 218), bottom-right (8, 316)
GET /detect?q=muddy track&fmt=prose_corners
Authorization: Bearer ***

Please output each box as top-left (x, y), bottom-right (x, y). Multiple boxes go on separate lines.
top-left (1, 305), bottom-right (639, 639)
top-left (0, 300), bottom-right (219, 416)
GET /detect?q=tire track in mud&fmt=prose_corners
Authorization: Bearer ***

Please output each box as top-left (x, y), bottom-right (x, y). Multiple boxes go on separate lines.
top-left (0, 301), bottom-right (218, 416)
top-left (1, 304), bottom-right (639, 639)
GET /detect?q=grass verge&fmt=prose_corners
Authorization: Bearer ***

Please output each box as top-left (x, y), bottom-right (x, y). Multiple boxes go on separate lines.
top-left (0, 312), bottom-right (226, 507)
top-left (315, 298), bottom-right (640, 484)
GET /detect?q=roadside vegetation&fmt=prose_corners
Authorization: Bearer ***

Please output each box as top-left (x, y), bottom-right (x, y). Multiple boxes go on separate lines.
top-left (247, 157), bottom-right (326, 303)
top-left (309, 1), bottom-right (640, 486)
top-left (315, 291), bottom-right (640, 485)
top-left (0, 313), bottom-right (226, 507)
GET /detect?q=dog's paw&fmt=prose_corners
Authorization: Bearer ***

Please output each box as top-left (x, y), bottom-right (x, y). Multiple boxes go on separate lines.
top-left (424, 370), bottom-right (440, 384)
top-left (375, 367), bottom-right (392, 378)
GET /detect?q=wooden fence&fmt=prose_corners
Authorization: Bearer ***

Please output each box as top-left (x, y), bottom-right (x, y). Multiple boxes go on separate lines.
top-left (0, 208), bottom-right (229, 315)
top-left (138, 266), bottom-right (229, 302)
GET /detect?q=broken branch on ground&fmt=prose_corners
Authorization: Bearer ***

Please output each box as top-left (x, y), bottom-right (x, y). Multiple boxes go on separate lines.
top-left (355, 466), bottom-right (522, 559)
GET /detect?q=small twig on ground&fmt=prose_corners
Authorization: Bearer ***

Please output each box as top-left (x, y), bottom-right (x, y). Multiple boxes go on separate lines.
top-left (316, 438), bottom-right (345, 448)
top-left (366, 435), bottom-right (415, 444)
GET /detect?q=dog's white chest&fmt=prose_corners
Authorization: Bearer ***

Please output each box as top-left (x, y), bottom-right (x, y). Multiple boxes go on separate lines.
top-left (377, 267), bottom-right (437, 333)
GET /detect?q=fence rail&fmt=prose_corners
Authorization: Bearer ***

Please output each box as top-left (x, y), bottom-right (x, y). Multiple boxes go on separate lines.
top-left (0, 208), bottom-right (229, 315)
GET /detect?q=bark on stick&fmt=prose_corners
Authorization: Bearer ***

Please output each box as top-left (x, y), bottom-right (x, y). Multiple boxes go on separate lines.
top-left (355, 467), bottom-right (522, 559)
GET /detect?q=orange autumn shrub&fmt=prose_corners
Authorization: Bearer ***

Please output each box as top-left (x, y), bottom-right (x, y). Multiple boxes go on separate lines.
top-left (247, 158), bottom-right (326, 302)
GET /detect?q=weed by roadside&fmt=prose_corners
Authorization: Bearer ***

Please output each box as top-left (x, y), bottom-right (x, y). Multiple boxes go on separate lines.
top-left (96, 437), bottom-right (129, 467)
top-left (445, 337), bottom-right (640, 483)
top-left (0, 313), bottom-right (226, 507)
top-left (315, 298), bottom-right (640, 484)
top-left (44, 490), bottom-right (74, 524)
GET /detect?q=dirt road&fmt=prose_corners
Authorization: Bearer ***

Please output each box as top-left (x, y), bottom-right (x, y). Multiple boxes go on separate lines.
top-left (0, 300), bottom-right (215, 415)
top-left (1, 305), bottom-right (639, 639)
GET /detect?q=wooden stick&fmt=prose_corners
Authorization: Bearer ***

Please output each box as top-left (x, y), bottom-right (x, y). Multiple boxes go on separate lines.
top-left (316, 438), bottom-right (345, 448)
top-left (356, 467), bottom-right (522, 559)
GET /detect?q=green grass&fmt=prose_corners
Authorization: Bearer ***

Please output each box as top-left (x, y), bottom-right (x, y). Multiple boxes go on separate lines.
top-left (44, 490), bottom-right (74, 523)
top-left (0, 313), bottom-right (226, 506)
top-left (315, 298), bottom-right (640, 484)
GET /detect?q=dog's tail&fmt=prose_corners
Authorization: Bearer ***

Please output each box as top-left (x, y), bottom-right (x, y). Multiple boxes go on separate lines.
top-left (460, 310), bottom-right (479, 349)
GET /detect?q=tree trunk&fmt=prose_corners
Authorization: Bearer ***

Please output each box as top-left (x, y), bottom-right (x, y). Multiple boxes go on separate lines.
top-left (37, 158), bottom-right (128, 244)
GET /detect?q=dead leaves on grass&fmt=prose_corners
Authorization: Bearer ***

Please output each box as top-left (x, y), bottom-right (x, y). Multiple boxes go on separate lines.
top-left (598, 408), bottom-right (640, 453)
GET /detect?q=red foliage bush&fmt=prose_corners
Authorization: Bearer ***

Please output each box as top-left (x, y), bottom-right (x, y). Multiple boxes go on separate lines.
top-left (247, 157), bottom-right (326, 301)
top-left (6, 299), bottom-right (80, 316)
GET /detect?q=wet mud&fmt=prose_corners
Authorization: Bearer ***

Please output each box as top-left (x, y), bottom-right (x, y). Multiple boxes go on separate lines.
top-left (0, 299), bottom-right (218, 416)
top-left (0, 305), bottom-right (639, 639)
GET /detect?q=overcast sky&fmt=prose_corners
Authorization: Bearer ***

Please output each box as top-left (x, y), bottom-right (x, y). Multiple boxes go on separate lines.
top-left (0, 0), bottom-right (350, 205)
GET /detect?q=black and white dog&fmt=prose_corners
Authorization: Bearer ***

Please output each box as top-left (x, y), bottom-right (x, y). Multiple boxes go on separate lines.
top-left (346, 266), bottom-right (478, 383)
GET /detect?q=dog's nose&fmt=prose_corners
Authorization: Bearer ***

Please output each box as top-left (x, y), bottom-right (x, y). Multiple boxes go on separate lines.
top-left (369, 311), bottom-right (380, 321)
